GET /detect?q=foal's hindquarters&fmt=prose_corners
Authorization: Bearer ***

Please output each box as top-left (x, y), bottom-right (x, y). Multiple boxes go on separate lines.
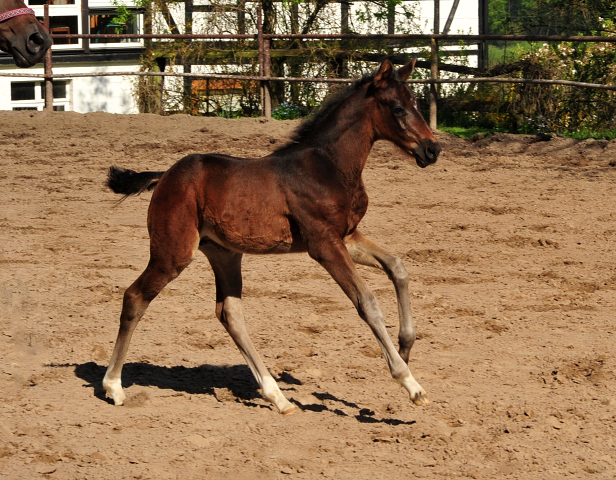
top-left (102, 158), bottom-right (298, 413)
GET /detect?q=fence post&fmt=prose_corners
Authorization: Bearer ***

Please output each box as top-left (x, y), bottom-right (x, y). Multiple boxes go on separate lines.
top-left (81, 0), bottom-right (90, 53)
top-left (263, 35), bottom-right (271, 118)
top-left (44, 3), bottom-right (53, 111)
top-left (257, 6), bottom-right (271, 118)
top-left (478, 0), bottom-right (489, 69)
top-left (429, 37), bottom-right (438, 130)
top-left (183, 0), bottom-right (194, 114)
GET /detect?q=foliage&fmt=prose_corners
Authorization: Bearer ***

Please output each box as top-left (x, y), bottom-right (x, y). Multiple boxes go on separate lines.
top-left (439, 12), bottom-right (616, 135)
top-left (489, 0), bottom-right (616, 36)
top-left (487, 0), bottom-right (616, 63)
top-left (561, 128), bottom-right (616, 140)
top-left (519, 36), bottom-right (616, 133)
top-left (111, 0), bottom-right (150, 33)
top-left (127, 0), bottom-right (437, 116)
top-left (127, 0), bottom-right (616, 138)
top-left (442, 125), bottom-right (616, 141)
top-left (271, 102), bottom-right (306, 120)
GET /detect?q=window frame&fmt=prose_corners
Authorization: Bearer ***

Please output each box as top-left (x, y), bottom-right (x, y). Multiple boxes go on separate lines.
top-left (10, 80), bottom-right (72, 112)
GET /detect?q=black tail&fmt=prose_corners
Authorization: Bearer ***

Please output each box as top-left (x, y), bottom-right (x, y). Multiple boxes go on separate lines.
top-left (107, 166), bottom-right (165, 199)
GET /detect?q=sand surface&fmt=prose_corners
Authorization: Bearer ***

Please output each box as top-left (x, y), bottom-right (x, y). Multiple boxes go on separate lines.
top-left (1, 110), bottom-right (615, 479)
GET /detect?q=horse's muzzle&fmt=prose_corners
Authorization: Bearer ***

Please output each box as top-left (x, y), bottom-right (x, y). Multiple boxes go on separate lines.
top-left (6, 21), bottom-right (52, 68)
top-left (27, 31), bottom-right (51, 56)
top-left (412, 139), bottom-right (442, 168)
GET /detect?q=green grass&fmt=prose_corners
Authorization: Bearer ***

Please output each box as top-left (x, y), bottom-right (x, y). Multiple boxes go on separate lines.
top-left (560, 129), bottom-right (616, 140)
top-left (440, 125), bottom-right (616, 141)
top-left (488, 41), bottom-right (536, 65)
top-left (439, 126), bottom-right (490, 139)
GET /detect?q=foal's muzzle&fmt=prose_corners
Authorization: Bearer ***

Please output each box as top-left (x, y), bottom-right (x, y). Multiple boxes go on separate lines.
top-left (412, 139), bottom-right (442, 168)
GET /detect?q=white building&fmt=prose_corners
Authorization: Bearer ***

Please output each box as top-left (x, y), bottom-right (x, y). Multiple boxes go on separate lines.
top-left (0, 0), bottom-right (144, 112)
top-left (0, 0), bottom-right (482, 113)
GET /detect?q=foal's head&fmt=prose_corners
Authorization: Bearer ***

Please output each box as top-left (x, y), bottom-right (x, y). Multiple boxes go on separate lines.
top-left (370, 59), bottom-right (441, 168)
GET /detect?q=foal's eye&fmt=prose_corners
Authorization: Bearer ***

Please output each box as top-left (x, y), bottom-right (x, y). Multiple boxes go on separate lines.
top-left (392, 106), bottom-right (405, 116)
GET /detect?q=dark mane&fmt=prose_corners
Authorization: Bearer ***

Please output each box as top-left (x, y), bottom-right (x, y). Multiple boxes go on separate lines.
top-left (275, 72), bottom-right (377, 152)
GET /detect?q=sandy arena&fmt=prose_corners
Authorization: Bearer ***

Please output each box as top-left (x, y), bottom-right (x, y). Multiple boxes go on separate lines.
top-left (1, 110), bottom-right (615, 479)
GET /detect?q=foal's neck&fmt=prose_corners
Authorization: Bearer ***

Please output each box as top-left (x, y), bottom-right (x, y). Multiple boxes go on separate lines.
top-left (316, 90), bottom-right (376, 180)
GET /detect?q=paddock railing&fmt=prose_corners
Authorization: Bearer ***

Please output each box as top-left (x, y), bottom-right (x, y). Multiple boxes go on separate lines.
top-left (2, 5), bottom-right (616, 126)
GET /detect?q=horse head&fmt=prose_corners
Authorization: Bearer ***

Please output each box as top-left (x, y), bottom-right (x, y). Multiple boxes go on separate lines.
top-left (371, 59), bottom-right (441, 168)
top-left (0, 0), bottom-right (52, 67)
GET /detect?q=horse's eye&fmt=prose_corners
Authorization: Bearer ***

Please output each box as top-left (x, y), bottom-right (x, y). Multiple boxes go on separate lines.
top-left (392, 106), bottom-right (405, 115)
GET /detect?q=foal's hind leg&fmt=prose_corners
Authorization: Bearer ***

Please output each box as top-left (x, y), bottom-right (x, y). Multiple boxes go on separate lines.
top-left (308, 234), bottom-right (428, 406)
top-left (345, 230), bottom-right (416, 363)
top-left (201, 243), bottom-right (297, 414)
top-left (103, 224), bottom-right (199, 405)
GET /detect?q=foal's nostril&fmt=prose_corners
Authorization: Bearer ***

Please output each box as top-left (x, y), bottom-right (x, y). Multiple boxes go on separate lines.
top-left (413, 140), bottom-right (441, 166)
top-left (426, 144), bottom-right (437, 160)
top-left (423, 142), bottom-right (441, 163)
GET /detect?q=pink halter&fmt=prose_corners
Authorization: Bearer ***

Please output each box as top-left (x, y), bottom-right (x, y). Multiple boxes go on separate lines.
top-left (0, 7), bottom-right (36, 23)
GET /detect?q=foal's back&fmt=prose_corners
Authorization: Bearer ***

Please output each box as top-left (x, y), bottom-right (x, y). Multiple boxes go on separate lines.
top-left (149, 150), bottom-right (330, 255)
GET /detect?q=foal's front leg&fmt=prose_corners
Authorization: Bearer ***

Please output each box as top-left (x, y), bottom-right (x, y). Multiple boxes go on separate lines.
top-left (344, 230), bottom-right (416, 363)
top-left (308, 235), bottom-right (429, 406)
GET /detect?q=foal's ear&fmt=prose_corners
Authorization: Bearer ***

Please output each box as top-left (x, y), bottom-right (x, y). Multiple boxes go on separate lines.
top-left (373, 60), bottom-right (394, 88)
top-left (398, 58), bottom-right (417, 82)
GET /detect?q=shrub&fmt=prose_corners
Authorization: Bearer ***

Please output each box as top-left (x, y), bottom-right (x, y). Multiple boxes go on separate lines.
top-left (439, 21), bottom-right (616, 136)
top-left (271, 103), bottom-right (306, 120)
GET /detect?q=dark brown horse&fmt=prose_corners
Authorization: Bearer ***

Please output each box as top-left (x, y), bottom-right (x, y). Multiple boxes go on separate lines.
top-left (103, 60), bottom-right (441, 413)
top-left (0, 0), bottom-right (51, 67)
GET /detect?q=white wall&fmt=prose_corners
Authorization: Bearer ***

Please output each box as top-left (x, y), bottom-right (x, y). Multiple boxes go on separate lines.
top-left (0, 61), bottom-right (140, 113)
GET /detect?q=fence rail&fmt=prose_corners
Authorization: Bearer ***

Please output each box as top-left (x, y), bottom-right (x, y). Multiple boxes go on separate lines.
top-left (3, 5), bottom-right (615, 124)
top-left (46, 33), bottom-right (616, 42)
top-left (5, 72), bottom-right (616, 92)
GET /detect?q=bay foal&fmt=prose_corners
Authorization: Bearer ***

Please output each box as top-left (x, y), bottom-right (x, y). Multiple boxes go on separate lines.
top-left (0, 0), bottom-right (51, 67)
top-left (103, 60), bottom-right (441, 413)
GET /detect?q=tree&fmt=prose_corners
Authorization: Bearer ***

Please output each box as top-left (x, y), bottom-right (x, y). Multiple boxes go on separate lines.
top-left (489, 0), bottom-right (616, 35)
top-left (131, 0), bottom-right (425, 115)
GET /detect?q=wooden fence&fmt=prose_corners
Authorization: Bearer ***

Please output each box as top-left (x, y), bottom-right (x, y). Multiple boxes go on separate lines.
top-left (3, 6), bottom-right (616, 127)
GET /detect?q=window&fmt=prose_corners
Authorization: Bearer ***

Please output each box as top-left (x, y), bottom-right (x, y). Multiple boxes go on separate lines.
top-left (10, 81), bottom-right (71, 111)
top-left (41, 81), bottom-right (68, 100)
top-left (89, 10), bottom-right (141, 43)
top-left (11, 82), bottom-right (36, 101)
top-left (49, 16), bottom-right (79, 44)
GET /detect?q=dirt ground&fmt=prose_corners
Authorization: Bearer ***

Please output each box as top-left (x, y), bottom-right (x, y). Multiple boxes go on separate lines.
top-left (1, 110), bottom-right (615, 480)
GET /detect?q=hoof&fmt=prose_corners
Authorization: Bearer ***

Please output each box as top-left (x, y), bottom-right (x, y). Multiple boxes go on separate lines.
top-left (103, 378), bottom-right (126, 406)
top-left (110, 394), bottom-right (126, 406)
top-left (105, 389), bottom-right (126, 406)
top-left (413, 395), bottom-right (430, 406)
top-left (279, 403), bottom-right (299, 415)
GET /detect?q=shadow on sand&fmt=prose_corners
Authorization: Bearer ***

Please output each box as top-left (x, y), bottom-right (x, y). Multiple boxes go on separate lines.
top-left (71, 361), bottom-right (264, 402)
top-left (60, 361), bottom-right (415, 425)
